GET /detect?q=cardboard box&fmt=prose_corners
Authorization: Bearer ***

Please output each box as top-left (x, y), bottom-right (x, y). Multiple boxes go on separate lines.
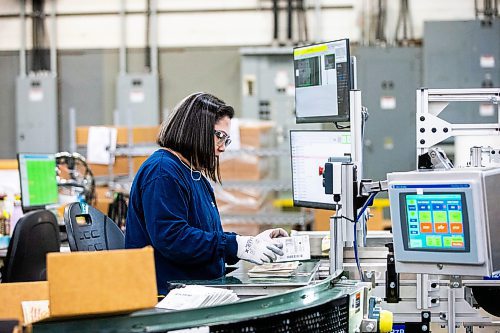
top-left (76, 125), bottom-right (154, 177)
top-left (313, 209), bottom-right (335, 231)
top-left (0, 247), bottom-right (157, 324)
top-left (0, 159), bottom-right (18, 170)
top-left (0, 281), bottom-right (49, 323)
top-left (367, 206), bottom-right (392, 231)
top-left (216, 188), bottom-right (272, 214)
top-left (47, 247), bottom-right (157, 317)
top-left (222, 222), bottom-right (261, 236)
top-left (222, 222), bottom-right (289, 237)
top-left (238, 120), bottom-right (274, 148)
top-left (313, 201), bottom-right (392, 231)
top-left (94, 186), bottom-right (113, 215)
top-left (89, 156), bottom-right (148, 177)
top-left (76, 126), bottom-right (160, 146)
top-left (219, 155), bottom-right (269, 181)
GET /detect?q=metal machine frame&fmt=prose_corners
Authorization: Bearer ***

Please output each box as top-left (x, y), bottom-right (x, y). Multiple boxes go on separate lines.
top-left (379, 88), bottom-right (500, 333)
top-left (329, 89), bottom-right (364, 277)
top-left (416, 88), bottom-right (500, 160)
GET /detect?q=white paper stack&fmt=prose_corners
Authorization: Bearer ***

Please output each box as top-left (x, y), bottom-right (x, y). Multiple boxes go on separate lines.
top-left (21, 300), bottom-right (50, 325)
top-left (274, 235), bottom-right (311, 262)
top-left (155, 285), bottom-right (239, 311)
top-left (248, 261), bottom-right (300, 278)
top-left (86, 126), bottom-right (117, 165)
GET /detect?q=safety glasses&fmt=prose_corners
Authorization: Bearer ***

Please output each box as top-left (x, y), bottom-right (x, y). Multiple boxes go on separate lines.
top-left (214, 130), bottom-right (232, 147)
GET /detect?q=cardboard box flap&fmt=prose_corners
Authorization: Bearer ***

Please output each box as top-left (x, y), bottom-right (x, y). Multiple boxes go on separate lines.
top-left (47, 247), bottom-right (157, 317)
top-left (0, 281), bottom-right (49, 323)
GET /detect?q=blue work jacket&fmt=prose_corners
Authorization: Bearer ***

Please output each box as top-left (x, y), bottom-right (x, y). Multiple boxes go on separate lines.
top-left (125, 149), bottom-right (239, 295)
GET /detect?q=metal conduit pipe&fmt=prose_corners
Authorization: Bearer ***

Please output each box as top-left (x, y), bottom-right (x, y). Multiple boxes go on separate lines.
top-left (287, 0), bottom-right (293, 42)
top-left (0, 5), bottom-right (353, 18)
top-left (272, 0), bottom-right (279, 42)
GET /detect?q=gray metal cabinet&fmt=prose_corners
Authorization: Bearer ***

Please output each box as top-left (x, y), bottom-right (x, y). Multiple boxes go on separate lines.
top-left (424, 21), bottom-right (500, 124)
top-left (355, 46), bottom-right (422, 182)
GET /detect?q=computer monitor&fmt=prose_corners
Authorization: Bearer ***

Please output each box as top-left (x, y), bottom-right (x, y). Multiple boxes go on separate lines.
top-left (291, 130), bottom-right (351, 210)
top-left (293, 38), bottom-right (352, 123)
top-left (399, 192), bottom-right (469, 252)
top-left (18, 153), bottom-right (59, 212)
top-left (388, 168), bottom-right (500, 276)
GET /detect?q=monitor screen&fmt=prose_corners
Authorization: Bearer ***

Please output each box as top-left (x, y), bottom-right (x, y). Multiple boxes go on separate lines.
top-left (18, 153), bottom-right (59, 211)
top-left (291, 130), bottom-right (351, 209)
top-left (401, 193), bottom-right (469, 252)
top-left (294, 38), bottom-right (351, 123)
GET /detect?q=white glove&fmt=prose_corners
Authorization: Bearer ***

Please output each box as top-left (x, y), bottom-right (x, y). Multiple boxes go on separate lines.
top-left (256, 228), bottom-right (289, 240)
top-left (236, 235), bottom-right (284, 265)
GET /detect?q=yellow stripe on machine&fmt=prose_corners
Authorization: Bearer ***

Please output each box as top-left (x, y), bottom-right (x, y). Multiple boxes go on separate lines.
top-left (273, 198), bottom-right (294, 208)
top-left (294, 44), bottom-right (328, 57)
top-left (273, 198), bottom-right (390, 209)
top-left (372, 198), bottom-right (390, 209)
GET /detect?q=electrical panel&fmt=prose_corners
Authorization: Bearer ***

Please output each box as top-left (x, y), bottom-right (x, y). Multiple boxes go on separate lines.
top-left (116, 73), bottom-right (159, 126)
top-left (424, 20), bottom-right (500, 124)
top-left (16, 74), bottom-right (58, 153)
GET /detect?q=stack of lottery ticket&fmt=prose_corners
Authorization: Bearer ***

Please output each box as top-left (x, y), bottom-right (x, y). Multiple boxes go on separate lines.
top-left (248, 261), bottom-right (300, 278)
top-left (274, 235), bottom-right (311, 262)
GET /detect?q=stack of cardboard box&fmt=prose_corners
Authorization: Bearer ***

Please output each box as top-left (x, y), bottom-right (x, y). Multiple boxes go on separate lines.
top-left (217, 120), bottom-right (275, 236)
top-left (218, 120), bottom-right (274, 180)
top-left (75, 126), bottom-right (159, 177)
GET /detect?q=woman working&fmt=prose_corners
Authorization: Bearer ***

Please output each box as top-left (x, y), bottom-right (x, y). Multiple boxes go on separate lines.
top-left (125, 92), bottom-right (288, 295)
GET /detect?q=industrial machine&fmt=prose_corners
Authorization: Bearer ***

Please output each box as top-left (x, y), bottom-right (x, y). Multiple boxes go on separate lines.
top-left (29, 42), bottom-right (500, 333)
top-left (292, 49), bottom-right (500, 331)
top-left (288, 39), bottom-right (395, 333)
top-left (388, 168), bottom-right (500, 277)
top-left (377, 88), bottom-right (500, 333)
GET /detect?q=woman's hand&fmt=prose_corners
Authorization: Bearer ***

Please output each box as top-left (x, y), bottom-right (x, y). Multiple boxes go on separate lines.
top-left (236, 235), bottom-right (284, 265)
top-left (256, 228), bottom-right (289, 240)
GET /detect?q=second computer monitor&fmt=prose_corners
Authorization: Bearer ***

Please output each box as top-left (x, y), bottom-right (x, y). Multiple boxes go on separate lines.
top-left (18, 153), bottom-right (59, 212)
top-left (293, 38), bottom-right (352, 123)
top-left (291, 130), bottom-right (351, 210)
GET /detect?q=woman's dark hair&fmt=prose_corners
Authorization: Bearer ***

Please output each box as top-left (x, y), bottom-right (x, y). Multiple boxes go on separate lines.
top-left (157, 92), bottom-right (234, 182)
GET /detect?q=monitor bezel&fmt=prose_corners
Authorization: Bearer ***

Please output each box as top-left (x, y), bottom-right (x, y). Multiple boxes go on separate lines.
top-left (293, 38), bottom-right (352, 124)
top-left (290, 129), bottom-right (349, 210)
top-left (17, 153), bottom-right (59, 213)
top-left (399, 191), bottom-right (471, 253)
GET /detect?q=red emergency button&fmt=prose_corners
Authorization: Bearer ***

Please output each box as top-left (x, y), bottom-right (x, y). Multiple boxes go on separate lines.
top-left (319, 166), bottom-right (324, 176)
